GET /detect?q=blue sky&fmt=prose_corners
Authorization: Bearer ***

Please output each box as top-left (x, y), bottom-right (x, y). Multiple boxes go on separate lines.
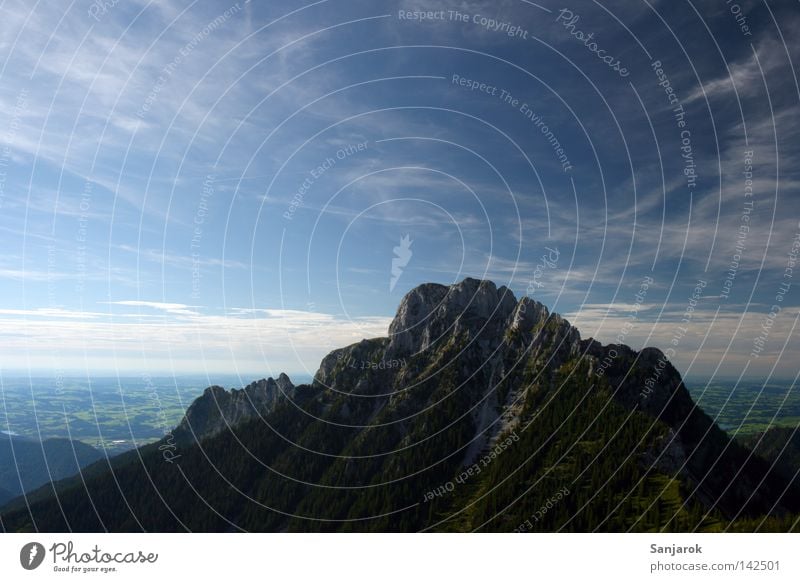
top-left (0, 0), bottom-right (798, 381)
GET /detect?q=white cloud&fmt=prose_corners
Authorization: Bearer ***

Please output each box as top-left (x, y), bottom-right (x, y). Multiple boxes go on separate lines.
top-left (685, 37), bottom-right (786, 105)
top-left (566, 303), bottom-right (800, 380)
top-left (105, 300), bottom-right (200, 316)
top-left (0, 304), bottom-right (392, 375)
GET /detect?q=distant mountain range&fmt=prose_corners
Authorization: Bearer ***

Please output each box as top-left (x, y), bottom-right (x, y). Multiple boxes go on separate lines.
top-left (2, 278), bottom-right (798, 532)
top-left (0, 434), bottom-right (103, 505)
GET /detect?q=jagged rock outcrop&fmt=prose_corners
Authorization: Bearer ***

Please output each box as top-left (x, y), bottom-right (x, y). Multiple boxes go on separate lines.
top-left (174, 374), bottom-right (295, 443)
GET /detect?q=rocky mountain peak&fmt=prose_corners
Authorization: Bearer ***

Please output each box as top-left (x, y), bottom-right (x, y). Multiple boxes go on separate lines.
top-left (276, 373), bottom-right (293, 391)
top-left (387, 277), bottom-right (519, 357)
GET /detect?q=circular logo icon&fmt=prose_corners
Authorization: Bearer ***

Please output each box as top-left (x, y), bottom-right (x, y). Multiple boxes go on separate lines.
top-left (19, 542), bottom-right (46, 570)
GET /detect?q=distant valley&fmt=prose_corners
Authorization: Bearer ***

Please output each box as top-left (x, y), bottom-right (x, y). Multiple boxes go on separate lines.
top-left (0, 376), bottom-right (243, 454)
top-left (687, 382), bottom-right (800, 437)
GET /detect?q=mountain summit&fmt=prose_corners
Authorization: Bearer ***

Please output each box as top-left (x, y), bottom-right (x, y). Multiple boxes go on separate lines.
top-left (3, 278), bottom-right (797, 532)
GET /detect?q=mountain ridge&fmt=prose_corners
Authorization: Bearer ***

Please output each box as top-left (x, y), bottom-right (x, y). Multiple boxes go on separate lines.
top-left (2, 277), bottom-right (797, 532)
top-left (0, 434), bottom-right (103, 503)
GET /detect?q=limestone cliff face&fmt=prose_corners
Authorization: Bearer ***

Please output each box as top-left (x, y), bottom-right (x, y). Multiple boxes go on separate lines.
top-left (174, 374), bottom-right (295, 442)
